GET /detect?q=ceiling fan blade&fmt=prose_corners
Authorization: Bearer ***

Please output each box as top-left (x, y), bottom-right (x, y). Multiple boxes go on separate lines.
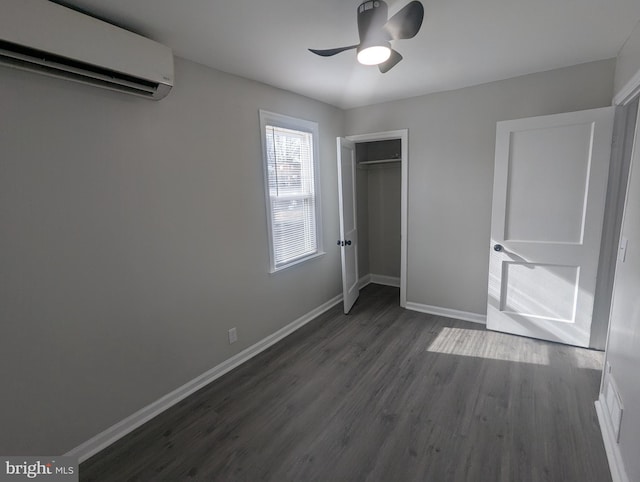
top-left (308, 45), bottom-right (359, 57)
top-left (378, 49), bottom-right (403, 73)
top-left (383, 1), bottom-right (424, 40)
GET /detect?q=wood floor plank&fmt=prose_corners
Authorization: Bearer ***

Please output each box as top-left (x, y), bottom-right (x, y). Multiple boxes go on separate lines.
top-left (80, 284), bottom-right (611, 482)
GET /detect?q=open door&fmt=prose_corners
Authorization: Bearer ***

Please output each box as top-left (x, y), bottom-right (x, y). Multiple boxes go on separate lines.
top-left (337, 137), bottom-right (359, 313)
top-left (487, 107), bottom-right (615, 347)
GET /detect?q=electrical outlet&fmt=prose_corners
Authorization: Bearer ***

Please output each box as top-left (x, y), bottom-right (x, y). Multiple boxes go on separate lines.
top-left (228, 327), bottom-right (238, 344)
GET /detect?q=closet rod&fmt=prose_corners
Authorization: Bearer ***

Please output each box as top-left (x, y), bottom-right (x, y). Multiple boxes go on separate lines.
top-left (358, 158), bottom-right (401, 165)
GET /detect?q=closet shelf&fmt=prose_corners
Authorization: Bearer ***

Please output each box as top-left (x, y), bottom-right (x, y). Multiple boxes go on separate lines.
top-left (358, 158), bottom-right (401, 166)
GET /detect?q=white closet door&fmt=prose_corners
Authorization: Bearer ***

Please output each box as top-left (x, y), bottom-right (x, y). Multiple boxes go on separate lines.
top-left (337, 137), bottom-right (359, 314)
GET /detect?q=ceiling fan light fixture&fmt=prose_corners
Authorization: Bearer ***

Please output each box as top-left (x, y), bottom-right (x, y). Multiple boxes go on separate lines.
top-left (357, 43), bottom-right (391, 65)
top-left (309, 0), bottom-right (424, 73)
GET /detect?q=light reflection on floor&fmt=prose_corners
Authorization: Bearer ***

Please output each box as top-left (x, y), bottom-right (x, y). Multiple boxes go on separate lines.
top-left (426, 326), bottom-right (550, 365)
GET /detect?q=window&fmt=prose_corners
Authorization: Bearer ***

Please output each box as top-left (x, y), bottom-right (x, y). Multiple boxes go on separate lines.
top-left (259, 110), bottom-right (323, 272)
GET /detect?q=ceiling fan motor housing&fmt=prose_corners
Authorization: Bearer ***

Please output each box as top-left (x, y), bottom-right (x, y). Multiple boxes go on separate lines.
top-left (357, 0), bottom-right (390, 43)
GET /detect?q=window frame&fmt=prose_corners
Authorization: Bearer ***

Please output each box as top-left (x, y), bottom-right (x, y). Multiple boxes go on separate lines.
top-left (259, 110), bottom-right (324, 273)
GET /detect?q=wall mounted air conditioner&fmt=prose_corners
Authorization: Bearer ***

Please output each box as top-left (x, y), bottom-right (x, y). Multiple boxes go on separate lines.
top-left (0, 0), bottom-right (173, 100)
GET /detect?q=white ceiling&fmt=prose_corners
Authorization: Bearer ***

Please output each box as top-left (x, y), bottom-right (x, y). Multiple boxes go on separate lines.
top-left (59, 0), bottom-right (640, 109)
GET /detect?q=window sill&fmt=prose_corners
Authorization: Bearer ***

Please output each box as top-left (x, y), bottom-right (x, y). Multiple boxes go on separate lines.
top-left (270, 251), bottom-right (326, 274)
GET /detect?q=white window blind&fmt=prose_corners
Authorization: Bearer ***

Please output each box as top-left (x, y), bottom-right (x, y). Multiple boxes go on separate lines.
top-left (260, 111), bottom-right (322, 272)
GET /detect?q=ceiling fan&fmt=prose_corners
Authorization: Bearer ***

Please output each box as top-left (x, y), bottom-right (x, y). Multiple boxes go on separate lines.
top-left (309, 0), bottom-right (424, 73)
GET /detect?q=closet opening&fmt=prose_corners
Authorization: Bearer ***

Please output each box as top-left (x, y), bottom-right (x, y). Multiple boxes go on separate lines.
top-left (345, 130), bottom-right (408, 307)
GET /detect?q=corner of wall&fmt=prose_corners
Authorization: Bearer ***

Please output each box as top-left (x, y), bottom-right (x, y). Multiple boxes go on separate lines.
top-left (614, 21), bottom-right (640, 104)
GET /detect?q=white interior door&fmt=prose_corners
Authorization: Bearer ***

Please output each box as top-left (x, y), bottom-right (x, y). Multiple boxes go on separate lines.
top-left (337, 137), bottom-right (359, 314)
top-left (487, 107), bottom-right (615, 347)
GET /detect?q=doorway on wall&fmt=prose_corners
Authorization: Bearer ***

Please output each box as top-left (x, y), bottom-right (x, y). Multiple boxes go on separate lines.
top-left (337, 130), bottom-right (408, 313)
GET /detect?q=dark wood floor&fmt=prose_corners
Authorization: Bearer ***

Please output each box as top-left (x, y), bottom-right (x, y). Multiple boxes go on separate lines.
top-left (80, 284), bottom-right (611, 482)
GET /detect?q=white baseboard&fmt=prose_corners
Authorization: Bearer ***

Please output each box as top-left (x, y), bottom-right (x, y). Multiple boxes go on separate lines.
top-left (595, 397), bottom-right (630, 482)
top-left (358, 273), bottom-right (372, 289)
top-left (358, 273), bottom-right (400, 289)
top-left (370, 274), bottom-right (400, 287)
top-left (405, 301), bottom-right (486, 324)
top-left (66, 293), bottom-right (343, 463)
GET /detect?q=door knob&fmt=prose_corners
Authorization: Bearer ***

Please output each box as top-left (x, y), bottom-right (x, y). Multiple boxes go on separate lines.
top-left (346, 240), bottom-right (352, 246)
top-left (494, 244), bottom-right (503, 252)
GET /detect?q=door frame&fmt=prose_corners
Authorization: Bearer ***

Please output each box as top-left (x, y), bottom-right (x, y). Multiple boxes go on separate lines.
top-left (345, 129), bottom-right (408, 308)
top-left (599, 77), bottom-right (640, 377)
top-left (595, 75), bottom-right (640, 482)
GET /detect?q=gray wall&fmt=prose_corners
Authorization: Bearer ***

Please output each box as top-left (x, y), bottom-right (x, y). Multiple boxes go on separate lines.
top-left (367, 165), bottom-right (401, 278)
top-left (0, 57), bottom-right (344, 455)
top-left (602, 23), bottom-right (640, 482)
top-left (614, 20), bottom-right (640, 97)
top-left (345, 59), bottom-right (616, 316)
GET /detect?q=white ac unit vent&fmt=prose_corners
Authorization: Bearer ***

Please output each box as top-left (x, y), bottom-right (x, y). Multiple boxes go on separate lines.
top-left (605, 374), bottom-right (624, 442)
top-left (0, 0), bottom-right (173, 100)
